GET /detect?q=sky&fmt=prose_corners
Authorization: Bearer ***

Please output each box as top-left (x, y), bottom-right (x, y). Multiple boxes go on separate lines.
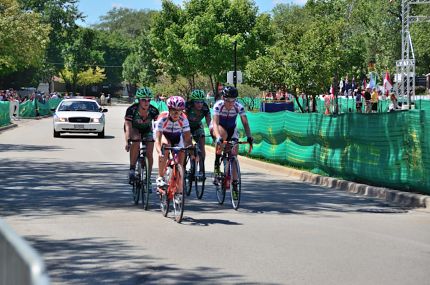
top-left (77, 0), bottom-right (307, 26)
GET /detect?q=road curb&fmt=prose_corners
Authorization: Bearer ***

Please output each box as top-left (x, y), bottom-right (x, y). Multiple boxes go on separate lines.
top-left (0, 123), bottom-right (17, 132)
top-left (207, 146), bottom-right (430, 211)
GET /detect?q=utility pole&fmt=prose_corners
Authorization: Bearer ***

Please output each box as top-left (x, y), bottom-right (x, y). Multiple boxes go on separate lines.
top-left (233, 40), bottom-right (237, 87)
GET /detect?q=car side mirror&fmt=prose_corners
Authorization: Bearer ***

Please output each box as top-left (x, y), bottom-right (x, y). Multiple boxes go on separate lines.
top-left (102, 108), bottom-right (108, 113)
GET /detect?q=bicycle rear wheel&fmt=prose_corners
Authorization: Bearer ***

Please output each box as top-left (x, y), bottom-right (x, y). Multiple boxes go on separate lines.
top-left (132, 160), bottom-right (141, 205)
top-left (215, 158), bottom-right (227, 205)
top-left (230, 157), bottom-right (241, 210)
top-left (194, 153), bottom-right (205, 199)
top-left (184, 154), bottom-right (193, 196)
top-left (141, 156), bottom-right (150, 210)
top-left (172, 164), bottom-right (185, 223)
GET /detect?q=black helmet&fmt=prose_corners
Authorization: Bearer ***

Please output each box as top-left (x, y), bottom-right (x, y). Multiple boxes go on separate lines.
top-left (221, 86), bottom-right (238, 98)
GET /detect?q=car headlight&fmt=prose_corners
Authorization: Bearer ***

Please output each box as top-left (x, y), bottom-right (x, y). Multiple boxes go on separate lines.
top-left (91, 117), bottom-right (102, 123)
top-left (54, 116), bottom-right (68, 122)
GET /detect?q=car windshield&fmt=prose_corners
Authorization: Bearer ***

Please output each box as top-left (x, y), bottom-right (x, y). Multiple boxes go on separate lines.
top-left (58, 101), bottom-right (99, 112)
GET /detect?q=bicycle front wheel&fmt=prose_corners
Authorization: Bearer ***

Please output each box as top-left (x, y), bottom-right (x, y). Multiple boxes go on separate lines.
top-left (141, 156), bottom-right (150, 210)
top-left (172, 164), bottom-right (185, 223)
top-left (215, 158), bottom-right (227, 205)
top-left (230, 156), bottom-right (241, 210)
top-left (195, 153), bottom-right (205, 199)
top-left (132, 160), bottom-right (141, 205)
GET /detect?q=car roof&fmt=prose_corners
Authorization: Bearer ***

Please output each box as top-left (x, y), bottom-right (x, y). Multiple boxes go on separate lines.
top-left (61, 98), bottom-right (99, 103)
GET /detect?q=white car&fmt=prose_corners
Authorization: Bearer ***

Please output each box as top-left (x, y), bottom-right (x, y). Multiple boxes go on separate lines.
top-left (53, 99), bottom-right (108, 138)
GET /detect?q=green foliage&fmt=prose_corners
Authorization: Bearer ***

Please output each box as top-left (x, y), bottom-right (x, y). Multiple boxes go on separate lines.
top-left (60, 27), bottom-right (104, 91)
top-left (0, 0), bottom-right (51, 76)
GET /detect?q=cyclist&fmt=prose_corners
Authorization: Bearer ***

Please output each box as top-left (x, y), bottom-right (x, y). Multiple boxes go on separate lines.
top-left (124, 87), bottom-right (159, 184)
top-left (212, 86), bottom-right (253, 198)
top-left (184, 89), bottom-right (211, 172)
top-left (154, 96), bottom-right (194, 188)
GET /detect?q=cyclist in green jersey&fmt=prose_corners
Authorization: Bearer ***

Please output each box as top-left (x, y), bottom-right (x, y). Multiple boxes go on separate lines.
top-left (124, 87), bottom-right (159, 184)
top-left (184, 89), bottom-right (211, 168)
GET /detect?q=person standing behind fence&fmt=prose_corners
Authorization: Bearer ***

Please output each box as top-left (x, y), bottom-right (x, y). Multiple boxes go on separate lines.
top-left (355, 89), bottom-right (363, 113)
top-left (364, 87), bottom-right (372, 113)
top-left (371, 88), bottom-right (379, 113)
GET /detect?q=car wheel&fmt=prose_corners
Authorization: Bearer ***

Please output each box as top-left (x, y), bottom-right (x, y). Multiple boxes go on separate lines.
top-left (53, 130), bottom-right (61, 138)
top-left (97, 129), bottom-right (105, 138)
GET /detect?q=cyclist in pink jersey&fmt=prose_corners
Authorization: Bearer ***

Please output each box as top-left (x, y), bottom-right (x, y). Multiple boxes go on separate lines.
top-left (154, 96), bottom-right (194, 188)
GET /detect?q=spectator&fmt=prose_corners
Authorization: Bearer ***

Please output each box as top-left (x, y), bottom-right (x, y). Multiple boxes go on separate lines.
top-left (100, 93), bottom-right (106, 106)
top-left (371, 88), bottom-right (379, 113)
top-left (364, 87), bottom-right (372, 113)
top-left (324, 93), bottom-right (332, 115)
top-left (106, 94), bottom-right (111, 105)
top-left (389, 93), bottom-right (399, 112)
top-left (355, 89), bottom-right (363, 113)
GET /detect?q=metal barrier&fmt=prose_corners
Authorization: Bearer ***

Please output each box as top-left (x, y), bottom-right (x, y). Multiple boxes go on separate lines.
top-left (0, 219), bottom-right (50, 285)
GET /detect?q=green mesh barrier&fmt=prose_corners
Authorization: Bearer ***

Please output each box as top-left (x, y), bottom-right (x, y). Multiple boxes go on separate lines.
top-left (19, 100), bottom-right (52, 118)
top-left (415, 100), bottom-right (430, 111)
top-left (226, 110), bottom-right (430, 194)
top-left (151, 100), bottom-right (168, 112)
top-left (238, 97), bottom-right (261, 111)
top-left (19, 101), bottom-right (36, 117)
top-left (49, 98), bottom-right (62, 110)
top-left (0, 102), bottom-right (10, 126)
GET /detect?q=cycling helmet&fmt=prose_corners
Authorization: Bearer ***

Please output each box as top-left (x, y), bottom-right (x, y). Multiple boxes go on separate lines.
top-left (221, 86), bottom-right (238, 98)
top-left (167, 96), bottom-right (185, 110)
top-left (190, 89), bottom-right (206, 101)
top-left (135, 87), bottom-right (153, 99)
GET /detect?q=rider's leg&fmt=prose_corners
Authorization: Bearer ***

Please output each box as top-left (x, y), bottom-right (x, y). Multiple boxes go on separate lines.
top-left (198, 135), bottom-right (206, 173)
top-left (146, 141), bottom-right (154, 178)
top-left (215, 126), bottom-right (228, 169)
top-left (157, 136), bottom-right (170, 184)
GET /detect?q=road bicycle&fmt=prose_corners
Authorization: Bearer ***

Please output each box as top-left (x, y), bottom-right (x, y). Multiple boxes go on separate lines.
top-left (214, 140), bottom-right (252, 210)
top-left (130, 140), bottom-right (151, 210)
top-left (158, 145), bottom-right (195, 223)
top-left (184, 141), bottom-right (206, 199)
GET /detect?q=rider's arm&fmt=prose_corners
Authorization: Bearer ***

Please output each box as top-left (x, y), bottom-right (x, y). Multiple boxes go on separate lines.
top-left (204, 112), bottom-right (211, 129)
top-left (155, 130), bottom-right (163, 155)
top-left (183, 130), bottom-right (193, 147)
top-left (124, 121), bottom-right (132, 145)
top-left (240, 114), bottom-right (252, 138)
top-left (212, 114), bottom-right (221, 139)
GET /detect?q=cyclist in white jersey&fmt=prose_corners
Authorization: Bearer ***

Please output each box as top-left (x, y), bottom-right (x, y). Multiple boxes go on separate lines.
top-left (212, 86), bottom-right (253, 193)
top-left (154, 96), bottom-right (193, 188)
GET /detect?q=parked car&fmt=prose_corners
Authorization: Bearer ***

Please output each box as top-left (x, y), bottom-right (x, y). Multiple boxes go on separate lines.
top-left (53, 99), bottom-right (107, 138)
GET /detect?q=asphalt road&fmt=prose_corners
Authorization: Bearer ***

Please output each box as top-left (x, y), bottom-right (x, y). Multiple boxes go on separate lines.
top-left (1, 105), bottom-right (429, 285)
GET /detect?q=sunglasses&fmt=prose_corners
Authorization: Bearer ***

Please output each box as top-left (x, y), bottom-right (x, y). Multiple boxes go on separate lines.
top-left (224, 98), bottom-right (236, 103)
top-left (169, 109), bottom-right (183, 114)
top-left (139, 98), bottom-right (151, 102)
top-left (194, 100), bottom-right (204, 104)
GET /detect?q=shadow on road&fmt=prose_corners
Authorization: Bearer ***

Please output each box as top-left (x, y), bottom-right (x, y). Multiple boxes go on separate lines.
top-left (0, 159), bottom-right (395, 217)
top-left (26, 235), bottom-right (268, 285)
top-left (0, 143), bottom-right (65, 152)
top-left (185, 172), bottom-right (396, 215)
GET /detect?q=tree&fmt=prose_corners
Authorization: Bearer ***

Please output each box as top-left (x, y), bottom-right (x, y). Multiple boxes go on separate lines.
top-left (0, 0), bottom-right (50, 77)
top-left (18, 0), bottom-right (83, 85)
top-left (60, 28), bottom-right (104, 92)
top-left (59, 66), bottom-right (106, 96)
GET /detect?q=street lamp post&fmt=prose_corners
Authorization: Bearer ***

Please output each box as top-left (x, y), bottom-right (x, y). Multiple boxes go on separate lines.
top-left (233, 40), bottom-right (237, 87)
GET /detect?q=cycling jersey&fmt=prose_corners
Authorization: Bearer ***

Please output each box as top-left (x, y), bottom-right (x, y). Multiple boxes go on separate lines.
top-left (125, 104), bottom-right (159, 134)
top-left (155, 111), bottom-right (190, 145)
top-left (213, 100), bottom-right (245, 129)
top-left (185, 101), bottom-right (210, 131)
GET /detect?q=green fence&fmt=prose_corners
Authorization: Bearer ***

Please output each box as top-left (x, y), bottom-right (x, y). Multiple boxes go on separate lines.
top-left (228, 110), bottom-right (430, 194)
top-left (0, 102), bottom-right (10, 127)
top-left (19, 99), bottom-right (62, 118)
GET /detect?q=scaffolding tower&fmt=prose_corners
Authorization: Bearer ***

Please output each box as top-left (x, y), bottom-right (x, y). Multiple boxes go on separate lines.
top-left (396, 0), bottom-right (430, 108)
